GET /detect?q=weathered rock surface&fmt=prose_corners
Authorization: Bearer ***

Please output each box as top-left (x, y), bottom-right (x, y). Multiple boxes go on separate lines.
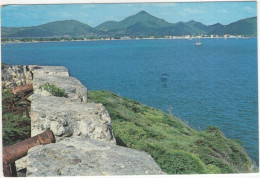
top-left (15, 156), bottom-right (27, 172)
top-left (33, 74), bottom-right (87, 103)
top-left (33, 66), bottom-right (69, 76)
top-left (26, 137), bottom-right (164, 176)
top-left (30, 94), bottom-right (115, 143)
top-left (1, 64), bottom-right (34, 88)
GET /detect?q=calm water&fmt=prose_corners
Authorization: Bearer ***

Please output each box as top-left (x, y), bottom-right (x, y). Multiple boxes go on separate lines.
top-left (2, 38), bottom-right (258, 164)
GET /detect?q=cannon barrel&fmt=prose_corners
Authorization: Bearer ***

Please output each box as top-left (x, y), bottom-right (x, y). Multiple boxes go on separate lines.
top-left (3, 129), bottom-right (55, 165)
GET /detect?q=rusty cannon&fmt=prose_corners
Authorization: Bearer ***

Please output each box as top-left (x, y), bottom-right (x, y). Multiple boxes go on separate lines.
top-left (3, 129), bottom-right (55, 177)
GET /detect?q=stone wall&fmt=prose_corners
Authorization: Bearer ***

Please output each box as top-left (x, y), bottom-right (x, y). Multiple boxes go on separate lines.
top-left (30, 66), bottom-right (115, 143)
top-left (2, 65), bottom-right (164, 176)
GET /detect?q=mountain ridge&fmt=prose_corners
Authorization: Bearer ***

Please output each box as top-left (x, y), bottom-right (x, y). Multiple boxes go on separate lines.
top-left (1, 11), bottom-right (257, 38)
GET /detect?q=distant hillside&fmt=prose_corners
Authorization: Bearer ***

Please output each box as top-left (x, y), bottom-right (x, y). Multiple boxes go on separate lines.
top-left (209, 17), bottom-right (257, 36)
top-left (2, 20), bottom-right (97, 38)
top-left (96, 11), bottom-right (172, 36)
top-left (1, 11), bottom-right (257, 38)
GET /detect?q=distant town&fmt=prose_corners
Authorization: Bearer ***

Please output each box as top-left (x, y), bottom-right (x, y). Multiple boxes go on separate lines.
top-left (1, 34), bottom-right (252, 44)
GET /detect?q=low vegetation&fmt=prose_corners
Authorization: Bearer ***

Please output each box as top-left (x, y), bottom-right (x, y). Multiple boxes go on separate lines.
top-left (39, 83), bottom-right (68, 97)
top-left (88, 90), bottom-right (257, 174)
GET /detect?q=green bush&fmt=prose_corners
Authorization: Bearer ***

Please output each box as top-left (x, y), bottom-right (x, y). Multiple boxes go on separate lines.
top-left (39, 83), bottom-right (68, 97)
top-left (2, 113), bottom-right (31, 146)
top-left (2, 88), bottom-right (31, 146)
top-left (206, 164), bottom-right (222, 174)
top-left (156, 150), bottom-right (207, 174)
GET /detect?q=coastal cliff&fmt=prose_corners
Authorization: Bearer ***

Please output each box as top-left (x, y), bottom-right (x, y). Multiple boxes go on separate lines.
top-left (1, 64), bottom-right (258, 175)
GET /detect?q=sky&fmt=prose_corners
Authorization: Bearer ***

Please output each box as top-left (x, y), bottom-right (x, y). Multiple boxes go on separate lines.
top-left (1, 1), bottom-right (257, 27)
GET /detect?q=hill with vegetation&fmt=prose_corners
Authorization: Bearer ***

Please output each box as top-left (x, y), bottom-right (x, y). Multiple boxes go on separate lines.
top-left (2, 20), bottom-right (97, 38)
top-left (1, 11), bottom-right (257, 38)
top-left (210, 17), bottom-right (257, 36)
top-left (88, 90), bottom-right (257, 174)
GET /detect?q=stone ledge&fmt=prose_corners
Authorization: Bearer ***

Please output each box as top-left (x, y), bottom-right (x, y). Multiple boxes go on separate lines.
top-left (33, 74), bottom-right (87, 103)
top-left (33, 66), bottom-right (69, 76)
top-left (26, 137), bottom-right (164, 176)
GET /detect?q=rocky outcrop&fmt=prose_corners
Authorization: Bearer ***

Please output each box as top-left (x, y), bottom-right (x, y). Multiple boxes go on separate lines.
top-left (30, 94), bottom-right (115, 143)
top-left (1, 64), bottom-right (34, 89)
top-left (26, 137), bottom-right (164, 176)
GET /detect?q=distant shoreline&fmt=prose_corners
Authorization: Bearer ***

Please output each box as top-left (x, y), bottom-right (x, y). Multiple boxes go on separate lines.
top-left (1, 36), bottom-right (254, 44)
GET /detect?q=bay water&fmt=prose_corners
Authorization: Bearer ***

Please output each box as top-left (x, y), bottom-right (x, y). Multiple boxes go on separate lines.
top-left (2, 38), bottom-right (258, 164)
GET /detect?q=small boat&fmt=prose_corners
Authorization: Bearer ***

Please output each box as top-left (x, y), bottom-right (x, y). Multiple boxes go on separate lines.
top-left (195, 37), bottom-right (202, 46)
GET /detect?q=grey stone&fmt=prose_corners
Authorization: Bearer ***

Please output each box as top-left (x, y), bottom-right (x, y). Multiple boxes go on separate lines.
top-left (33, 74), bottom-right (87, 103)
top-left (26, 137), bottom-right (165, 176)
top-left (15, 156), bottom-right (27, 172)
top-left (1, 65), bottom-right (34, 88)
top-left (33, 66), bottom-right (69, 76)
top-left (30, 94), bottom-right (115, 143)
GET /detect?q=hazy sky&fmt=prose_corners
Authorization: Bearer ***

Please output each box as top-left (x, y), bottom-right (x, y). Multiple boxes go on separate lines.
top-left (1, 1), bottom-right (257, 27)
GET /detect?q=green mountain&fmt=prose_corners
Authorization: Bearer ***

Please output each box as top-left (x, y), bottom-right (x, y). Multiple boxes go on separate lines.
top-left (88, 90), bottom-right (257, 174)
top-left (96, 12), bottom-right (256, 37)
top-left (2, 20), bottom-right (97, 37)
top-left (160, 22), bottom-right (205, 36)
top-left (96, 11), bottom-right (173, 36)
top-left (97, 11), bottom-right (172, 31)
top-left (95, 20), bottom-right (119, 32)
top-left (1, 11), bottom-right (257, 38)
top-left (209, 17), bottom-right (257, 36)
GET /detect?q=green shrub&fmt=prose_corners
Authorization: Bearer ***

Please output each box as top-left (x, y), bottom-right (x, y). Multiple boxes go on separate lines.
top-left (156, 150), bottom-right (207, 174)
top-left (2, 88), bottom-right (31, 146)
top-left (2, 113), bottom-right (31, 146)
top-left (206, 164), bottom-right (222, 174)
top-left (112, 121), bottom-right (147, 147)
top-left (39, 83), bottom-right (68, 97)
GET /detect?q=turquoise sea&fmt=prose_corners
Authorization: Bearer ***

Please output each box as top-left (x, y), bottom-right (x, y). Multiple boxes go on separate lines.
top-left (1, 38), bottom-right (258, 164)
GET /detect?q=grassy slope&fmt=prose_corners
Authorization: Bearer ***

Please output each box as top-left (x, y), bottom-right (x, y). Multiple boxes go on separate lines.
top-left (88, 90), bottom-right (257, 174)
